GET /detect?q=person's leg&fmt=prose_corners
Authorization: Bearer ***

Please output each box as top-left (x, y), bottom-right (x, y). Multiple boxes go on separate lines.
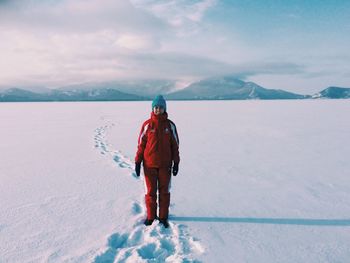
top-left (158, 167), bottom-right (171, 220)
top-left (144, 167), bottom-right (158, 220)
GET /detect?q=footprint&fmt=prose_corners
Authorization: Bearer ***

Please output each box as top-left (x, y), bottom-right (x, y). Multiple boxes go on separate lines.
top-left (137, 243), bottom-right (157, 259)
top-left (113, 156), bottom-right (128, 168)
top-left (127, 228), bottom-right (144, 246)
top-left (108, 233), bottom-right (129, 249)
top-left (113, 152), bottom-right (132, 169)
top-left (119, 162), bottom-right (128, 168)
top-left (94, 233), bottom-right (129, 263)
top-left (160, 238), bottom-right (175, 255)
top-left (94, 248), bottom-right (117, 263)
top-left (131, 202), bottom-right (143, 215)
top-left (131, 171), bottom-right (139, 179)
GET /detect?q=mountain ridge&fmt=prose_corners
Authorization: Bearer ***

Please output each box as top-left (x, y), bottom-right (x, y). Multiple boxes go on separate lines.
top-left (166, 76), bottom-right (308, 100)
top-left (0, 87), bottom-right (146, 102)
top-left (1, 77), bottom-right (349, 102)
top-left (312, 86), bottom-right (350, 99)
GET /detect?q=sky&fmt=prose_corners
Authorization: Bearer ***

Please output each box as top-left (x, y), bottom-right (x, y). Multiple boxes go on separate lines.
top-left (0, 0), bottom-right (349, 94)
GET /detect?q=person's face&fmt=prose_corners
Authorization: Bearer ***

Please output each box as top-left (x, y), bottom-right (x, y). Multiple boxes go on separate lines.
top-left (153, 106), bottom-right (165, 115)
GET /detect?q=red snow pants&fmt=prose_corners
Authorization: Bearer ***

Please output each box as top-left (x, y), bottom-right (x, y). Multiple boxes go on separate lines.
top-left (144, 166), bottom-right (171, 220)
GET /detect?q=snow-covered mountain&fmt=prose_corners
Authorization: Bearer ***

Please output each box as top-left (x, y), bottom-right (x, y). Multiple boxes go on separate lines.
top-left (0, 87), bottom-right (146, 102)
top-left (166, 76), bottom-right (308, 100)
top-left (0, 79), bottom-right (175, 102)
top-left (0, 88), bottom-right (49, 102)
top-left (47, 88), bottom-right (146, 101)
top-left (57, 79), bottom-right (176, 98)
top-left (2, 78), bottom-right (350, 102)
top-left (312, 86), bottom-right (350, 99)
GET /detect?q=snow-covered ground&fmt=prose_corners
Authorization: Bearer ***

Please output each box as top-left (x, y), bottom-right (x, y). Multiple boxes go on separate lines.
top-left (1, 100), bottom-right (350, 263)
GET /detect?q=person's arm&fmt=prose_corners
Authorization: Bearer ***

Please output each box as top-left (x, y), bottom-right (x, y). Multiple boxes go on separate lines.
top-left (135, 121), bottom-right (149, 164)
top-left (169, 121), bottom-right (180, 175)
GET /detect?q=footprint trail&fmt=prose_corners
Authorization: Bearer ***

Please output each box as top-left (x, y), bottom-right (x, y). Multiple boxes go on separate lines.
top-left (94, 121), bottom-right (138, 178)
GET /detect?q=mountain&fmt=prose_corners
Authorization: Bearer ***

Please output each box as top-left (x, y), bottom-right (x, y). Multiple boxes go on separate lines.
top-left (47, 88), bottom-right (146, 101)
top-left (0, 79), bottom-right (175, 102)
top-left (57, 79), bottom-right (176, 98)
top-left (0, 87), bottom-right (146, 102)
top-left (312, 86), bottom-right (350, 99)
top-left (2, 78), bottom-right (349, 102)
top-left (0, 88), bottom-right (50, 102)
top-left (109, 79), bottom-right (176, 97)
top-left (166, 76), bottom-right (308, 100)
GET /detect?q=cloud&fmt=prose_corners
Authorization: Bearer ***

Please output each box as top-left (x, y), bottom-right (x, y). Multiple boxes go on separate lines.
top-left (0, 24), bottom-right (306, 88)
top-left (0, 0), bottom-right (168, 35)
top-left (115, 34), bottom-right (160, 50)
top-left (0, 0), bottom-right (225, 87)
top-left (130, 0), bottom-right (216, 35)
top-left (131, 0), bottom-right (216, 22)
top-left (0, 0), bottom-right (168, 86)
top-left (1, 0), bottom-right (347, 93)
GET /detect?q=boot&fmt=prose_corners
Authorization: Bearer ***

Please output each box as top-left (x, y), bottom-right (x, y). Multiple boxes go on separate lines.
top-left (144, 219), bottom-right (154, 226)
top-left (159, 218), bottom-right (169, 228)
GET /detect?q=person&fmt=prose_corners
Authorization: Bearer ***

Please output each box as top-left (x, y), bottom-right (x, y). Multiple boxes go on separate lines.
top-left (135, 95), bottom-right (180, 228)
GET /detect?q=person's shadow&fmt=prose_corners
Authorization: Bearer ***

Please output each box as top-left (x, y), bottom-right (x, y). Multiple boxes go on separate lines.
top-left (170, 216), bottom-right (350, 226)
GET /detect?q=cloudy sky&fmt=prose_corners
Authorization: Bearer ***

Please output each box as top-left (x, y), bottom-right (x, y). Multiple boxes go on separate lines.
top-left (0, 0), bottom-right (349, 93)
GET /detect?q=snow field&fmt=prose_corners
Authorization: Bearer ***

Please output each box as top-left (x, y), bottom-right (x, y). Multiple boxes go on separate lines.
top-left (1, 100), bottom-right (350, 262)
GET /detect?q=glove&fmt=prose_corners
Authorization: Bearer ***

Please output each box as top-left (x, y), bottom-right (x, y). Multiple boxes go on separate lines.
top-left (135, 163), bottom-right (141, 177)
top-left (172, 163), bottom-right (179, 176)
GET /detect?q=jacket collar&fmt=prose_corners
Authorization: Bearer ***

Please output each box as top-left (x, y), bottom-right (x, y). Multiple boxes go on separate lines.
top-left (151, 111), bottom-right (168, 122)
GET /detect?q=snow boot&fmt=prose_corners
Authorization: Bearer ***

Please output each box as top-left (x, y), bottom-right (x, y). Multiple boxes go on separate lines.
top-left (159, 218), bottom-right (169, 228)
top-left (144, 219), bottom-right (154, 226)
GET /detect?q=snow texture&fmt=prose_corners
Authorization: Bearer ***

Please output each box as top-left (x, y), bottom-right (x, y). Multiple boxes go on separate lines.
top-left (1, 100), bottom-right (350, 262)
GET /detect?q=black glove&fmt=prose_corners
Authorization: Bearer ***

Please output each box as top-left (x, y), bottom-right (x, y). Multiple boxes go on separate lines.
top-left (172, 163), bottom-right (179, 176)
top-left (135, 163), bottom-right (141, 177)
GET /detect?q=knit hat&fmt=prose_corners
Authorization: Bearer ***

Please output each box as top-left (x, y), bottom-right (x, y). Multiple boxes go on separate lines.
top-left (152, 95), bottom-right (166, 111)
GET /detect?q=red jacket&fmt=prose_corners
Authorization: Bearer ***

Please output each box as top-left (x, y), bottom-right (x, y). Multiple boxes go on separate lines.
top-left (135, 112), bottom-right (180, 168)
